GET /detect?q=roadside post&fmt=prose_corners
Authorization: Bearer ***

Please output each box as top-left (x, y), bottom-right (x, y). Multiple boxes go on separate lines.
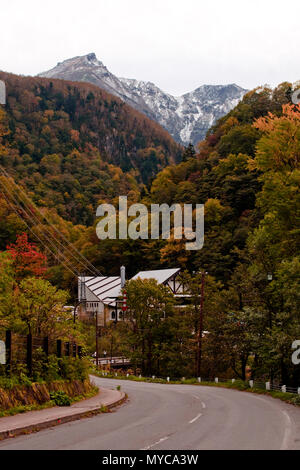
top-left (0, 80), bottom-right (6, 105)
top-left (0, 340), bottom-right (5, 365)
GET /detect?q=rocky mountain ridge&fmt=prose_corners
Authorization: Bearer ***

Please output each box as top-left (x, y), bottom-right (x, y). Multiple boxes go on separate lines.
top-left (39, 53), bottom-right (247, 145)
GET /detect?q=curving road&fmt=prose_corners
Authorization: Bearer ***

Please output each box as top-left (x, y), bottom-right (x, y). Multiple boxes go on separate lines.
top-left (1, 376), bottom-right (300, 450)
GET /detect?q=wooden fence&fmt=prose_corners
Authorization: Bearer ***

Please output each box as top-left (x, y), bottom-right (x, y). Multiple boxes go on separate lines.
top-left (0, 330), bottom-right (82, 376)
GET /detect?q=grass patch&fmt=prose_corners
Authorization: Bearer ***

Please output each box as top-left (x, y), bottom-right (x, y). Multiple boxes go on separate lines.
top-left (99, 405), bottom-right (109, 413)
top-left (0, 401), bottom-right (55, 418)
top-left (93, 371), bottom-right (300, 406)
top-left (0, 385), bottom-right (99, 417)
top-left (70, 386), bottom-right (99, 404)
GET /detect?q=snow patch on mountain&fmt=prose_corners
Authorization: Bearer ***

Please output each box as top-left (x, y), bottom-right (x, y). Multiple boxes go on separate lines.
top-left (39, 53), bottom-right (248, 145)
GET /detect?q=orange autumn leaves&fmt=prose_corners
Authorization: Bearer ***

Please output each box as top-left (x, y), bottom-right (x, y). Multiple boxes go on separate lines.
top-left (251, 103), bottom-right (300, 172)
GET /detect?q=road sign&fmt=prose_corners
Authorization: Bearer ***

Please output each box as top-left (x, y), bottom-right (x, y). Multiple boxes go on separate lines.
top-left (122, 289), bottom-right (127, 312)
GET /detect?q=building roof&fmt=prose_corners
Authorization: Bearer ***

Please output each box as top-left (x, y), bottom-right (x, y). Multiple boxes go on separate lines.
top-left (80, 268), bottom-right (181, 307)
top-left (131, 268), bottom-right (181, 284)
top-left (80, 276), bottom-right (122, 306)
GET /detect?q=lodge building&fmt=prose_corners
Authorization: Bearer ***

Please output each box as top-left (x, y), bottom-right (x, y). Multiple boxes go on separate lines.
top-left (77, 268), bottom-right (188, 326)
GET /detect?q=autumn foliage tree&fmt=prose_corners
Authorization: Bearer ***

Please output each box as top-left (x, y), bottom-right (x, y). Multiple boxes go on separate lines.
top-left (6, 233), bottom-right (47, 281)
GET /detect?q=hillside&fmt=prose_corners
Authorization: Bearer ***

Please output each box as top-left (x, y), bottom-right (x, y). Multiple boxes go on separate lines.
top-left (39, 53), bottom-right (247, 145)
top-left (0, 79), bottom-right (296, 283)
top-left (145, 82), bottom-right (294, 280)
top-left (38, 81), bottom-right (295, 283)
top-left (0, 71), bottom-right (181, 224)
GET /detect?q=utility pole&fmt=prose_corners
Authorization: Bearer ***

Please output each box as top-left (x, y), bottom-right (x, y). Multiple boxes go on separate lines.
top-left (92, 301), bottom-right (101, 369)
top-left (74, 274), bottom-right (87, 323)
top-left (197, 271), bottom-right (207, 377)
top-left (95, 306), bottom-right (99, 369)
top-left (120, 265), bottom-right (127, 319)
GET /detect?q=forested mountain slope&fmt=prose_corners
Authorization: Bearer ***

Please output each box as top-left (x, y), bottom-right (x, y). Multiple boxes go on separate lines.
top-left (145, 83), bottom-right (295, 279)
top-left (39, 53), bottom-right (247, 145)
top-left (0, 71), bottom-right (182, 225)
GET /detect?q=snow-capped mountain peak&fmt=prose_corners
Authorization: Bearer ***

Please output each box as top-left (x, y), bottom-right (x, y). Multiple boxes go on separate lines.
top-left (39, 54), bottom-right (247, 145)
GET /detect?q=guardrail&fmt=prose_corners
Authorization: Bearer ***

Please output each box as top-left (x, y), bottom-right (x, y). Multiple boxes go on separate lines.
top-left (199, 377), bottom-right (300, 395)
top-left (96, 370), bottom-right (300, 395)
top-left (93, 356), bottom-right (131, 366)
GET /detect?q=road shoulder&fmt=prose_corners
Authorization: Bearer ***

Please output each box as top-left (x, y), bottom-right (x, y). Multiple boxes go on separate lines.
top-left (0, 386), bottom-right (126, 441)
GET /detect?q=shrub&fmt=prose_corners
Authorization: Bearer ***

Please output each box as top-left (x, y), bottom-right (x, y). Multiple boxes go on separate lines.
top-left (290, 395), bottom-right (300, 406)
top-left (45, 355), bottom-right (61, 382)
top-left (50, 390), bottom-right (71, 406)
top-left (59, 357), bottom-right (90, 382)
top-left (0, 351), bottom-right (90, 384)
top-left (32, 347), bottom-right (47, 381)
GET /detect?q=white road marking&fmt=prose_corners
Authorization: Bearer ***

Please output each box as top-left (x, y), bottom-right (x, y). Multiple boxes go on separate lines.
top-left (193, 396), bottom-right (206, 409)
top-left (280, 410), bottom-right (293, 450)
top-left (141, 436), bottom-right (169, 450)
top-left (189, 413), bottom-right (202, 424)
top-left (226, 389), bottom-right (294, 450)
top-left (237, 392), bottom-right (294, 450)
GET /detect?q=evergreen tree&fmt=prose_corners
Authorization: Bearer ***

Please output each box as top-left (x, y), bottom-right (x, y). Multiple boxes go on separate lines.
top-left (182, 143), bottom-right (196, 161)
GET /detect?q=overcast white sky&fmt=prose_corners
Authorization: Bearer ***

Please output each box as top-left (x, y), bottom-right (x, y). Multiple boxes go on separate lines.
top-left (1, 0), bottom-right (299, 96)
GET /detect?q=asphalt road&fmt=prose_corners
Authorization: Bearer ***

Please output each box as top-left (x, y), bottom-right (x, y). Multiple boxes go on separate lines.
top-left (1, 376), bottom-right (300, 450)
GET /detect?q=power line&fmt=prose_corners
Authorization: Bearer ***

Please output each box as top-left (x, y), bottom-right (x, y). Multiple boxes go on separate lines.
top-left (0, 165), bottom-right (99, 275)
top-left (0, 166), bottom-right (101, 276)
top-left (0, 100), bottom-right (96, 278)
top-left (0, 189), bottom-right (79, 278)
top-left (0, 177), bottom-right (86, 277)
top-left (0, 184), bottom-right (79, 277)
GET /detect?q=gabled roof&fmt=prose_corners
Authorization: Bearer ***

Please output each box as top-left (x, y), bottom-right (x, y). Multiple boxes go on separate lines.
top-left (79, 268), bottom-right (181, 307)
top-left (80, 276), bottom-right (122, 306)
top-left (130, 268), bottom-right (181, 284)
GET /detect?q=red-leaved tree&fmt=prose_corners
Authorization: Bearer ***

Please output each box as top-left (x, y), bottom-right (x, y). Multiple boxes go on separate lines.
top-left (7, 233), bottom-right (47, 281)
